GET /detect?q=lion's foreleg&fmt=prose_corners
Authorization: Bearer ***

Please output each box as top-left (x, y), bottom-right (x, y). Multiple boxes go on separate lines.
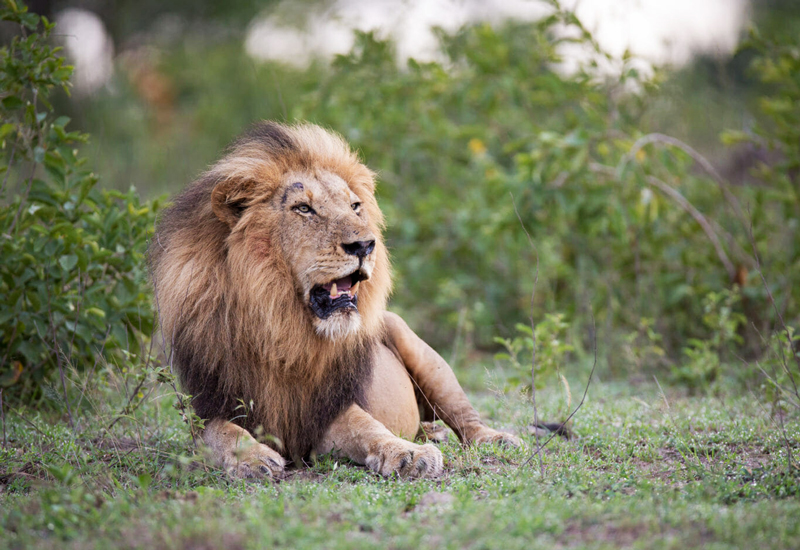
top-left (317, 404), bottom-right (443, 478)
top-left (384, 312), bottom-right (520, 447)
top-left (202, 418), bottom-right (286, 479)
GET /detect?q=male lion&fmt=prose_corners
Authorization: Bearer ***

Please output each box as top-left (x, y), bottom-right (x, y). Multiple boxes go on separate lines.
top-left (150, 121), bottom-right (519, 479)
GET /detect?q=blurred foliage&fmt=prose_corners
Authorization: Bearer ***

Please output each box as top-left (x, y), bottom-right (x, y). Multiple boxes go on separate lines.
top-left (3, 0), bottom-right (797, 387)
top-left (62, 3), bottom-right (799, 371)
top-left (672, 289), bottom-right (746, 391)
top-left (0, 0), bottom-right (161, 402)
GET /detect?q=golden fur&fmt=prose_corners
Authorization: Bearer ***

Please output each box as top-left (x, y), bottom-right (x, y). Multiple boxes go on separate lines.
top-left (150, 122), bottom-right (390, 462)
top-left (151, 121), bottom-right (520, 477)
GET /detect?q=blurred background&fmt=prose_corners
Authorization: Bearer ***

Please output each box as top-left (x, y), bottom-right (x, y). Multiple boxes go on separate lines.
top-left (4, 0), bottom-right (800, 393)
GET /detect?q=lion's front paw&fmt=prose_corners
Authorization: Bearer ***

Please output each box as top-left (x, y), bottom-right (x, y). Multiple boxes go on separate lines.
top-left (224, 441), bottom-right (286, 479)
top-left (365, 439), bottom-right (444, 478)
top-left (470, 428), bottom-right (521, 448)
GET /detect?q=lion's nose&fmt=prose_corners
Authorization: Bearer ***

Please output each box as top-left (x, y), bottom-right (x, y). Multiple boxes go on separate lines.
top-left (342, 240), bottom-right (375, 258)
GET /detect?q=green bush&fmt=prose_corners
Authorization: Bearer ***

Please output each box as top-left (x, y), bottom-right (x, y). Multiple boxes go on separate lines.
top-left (56, 3), bottom-right (799, 381)
top-left (0, 0), bottom-right (161, 402)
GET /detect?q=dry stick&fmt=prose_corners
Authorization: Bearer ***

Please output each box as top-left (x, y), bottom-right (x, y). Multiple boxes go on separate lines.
top-left (510, 193), bottom-right (544, 478)
top-left (590, 163), bottom-right (738, 279)
top-left (616, 132), bottom-right (747, 225)
top-left (522, 316), bottom-right (597, 469)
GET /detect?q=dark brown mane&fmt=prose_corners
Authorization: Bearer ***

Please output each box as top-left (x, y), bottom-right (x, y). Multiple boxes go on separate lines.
top-left (149, 122), bottom-right (391, 463)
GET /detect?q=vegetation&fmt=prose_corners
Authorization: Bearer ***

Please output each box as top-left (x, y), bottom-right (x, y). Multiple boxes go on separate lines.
top-left (65, 5), bottom-right (799, 375)
top-left (1, 0), bottom-right (799, 547)
top-left (0, 0), bottom-right (161, 403)
top-left (2, 376), bottom-right (799, 548)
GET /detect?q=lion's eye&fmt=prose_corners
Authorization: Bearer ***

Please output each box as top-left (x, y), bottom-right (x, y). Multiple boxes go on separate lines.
top-left (351, 202), bottom-right (361, 212)
top-left (293, 204), bottom-right (314, 215)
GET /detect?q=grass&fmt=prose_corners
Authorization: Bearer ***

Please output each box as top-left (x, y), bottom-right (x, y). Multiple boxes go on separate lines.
top-left (1, 360), bottom-right (799, 549)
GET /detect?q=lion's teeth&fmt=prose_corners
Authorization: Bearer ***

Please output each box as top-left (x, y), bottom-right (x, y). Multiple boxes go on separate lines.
top-left (330, 282), bottom-right (338, 298)
top-left (352, 281), bottom-right (360, 294)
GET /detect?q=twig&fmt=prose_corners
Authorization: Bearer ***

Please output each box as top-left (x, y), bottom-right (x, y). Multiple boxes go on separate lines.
top-left (653, 375), bottom-right (670, 411)
top-left (616, 132), bottom-right (747, 224)
top-left (521, 315), bottom-right (597, 469)
top-left (106, 335), bottom-right (156, 431)
top-left (510, 192), bottom-right (544, 478)
top-left (590, 162), bottom-right (737, 280)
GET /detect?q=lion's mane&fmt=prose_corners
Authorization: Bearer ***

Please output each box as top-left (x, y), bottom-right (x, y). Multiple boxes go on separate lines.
top-left (149, 122), bottom-right (392, 461)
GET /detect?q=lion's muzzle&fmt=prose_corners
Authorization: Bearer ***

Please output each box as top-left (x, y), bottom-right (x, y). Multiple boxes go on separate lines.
top-left (309, 270), bottom-right (367, 320)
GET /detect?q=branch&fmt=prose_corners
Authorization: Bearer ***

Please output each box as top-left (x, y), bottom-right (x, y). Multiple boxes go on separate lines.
top-left (522, 315), bottom-right (596, 469)
top-left (591, 163), bottom-right (738, 280)
top-left (616, 132), bottom-right (747, 224)
top-left (510, 192), bottom-right (544, 477)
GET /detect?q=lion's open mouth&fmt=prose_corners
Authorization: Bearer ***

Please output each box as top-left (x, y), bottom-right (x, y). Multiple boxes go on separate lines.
top-left (309, 270), bottom-right (366, 319)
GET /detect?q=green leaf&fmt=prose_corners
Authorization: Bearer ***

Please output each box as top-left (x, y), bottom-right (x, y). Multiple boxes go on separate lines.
top-left (2, 96), bottom-right (24, 110)
top-left (58, 254), bottom-right (78, 271)
top-left (0, 123), bottom-right (15, 139)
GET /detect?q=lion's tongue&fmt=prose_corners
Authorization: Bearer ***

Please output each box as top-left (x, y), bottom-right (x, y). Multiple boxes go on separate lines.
top-left (324, 276), bottom-right (353, 298)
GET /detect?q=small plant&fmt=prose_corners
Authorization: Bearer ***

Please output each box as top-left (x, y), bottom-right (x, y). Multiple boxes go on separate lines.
top-left (0, 0), bottom-right (161, 403)
top-left (621, 317), bottom-right (666, 373)
top-left (494, 313), bottom-right (574, 391)
top-left (672, 289), bottom-right (746, 390)
top-left (758, 326), bottom-right (800, 414)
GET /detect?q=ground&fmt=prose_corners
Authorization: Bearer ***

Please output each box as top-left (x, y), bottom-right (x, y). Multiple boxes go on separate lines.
top-left (1, 367), bottom-right (799, 549)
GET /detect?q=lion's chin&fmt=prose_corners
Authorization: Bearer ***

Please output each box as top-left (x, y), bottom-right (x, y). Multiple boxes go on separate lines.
top-left (314, 311), bottom-right (362, 341)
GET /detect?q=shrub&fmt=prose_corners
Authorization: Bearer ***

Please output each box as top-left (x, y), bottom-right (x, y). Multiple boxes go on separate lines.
top-left (0, 0), bottom-right (161, 403)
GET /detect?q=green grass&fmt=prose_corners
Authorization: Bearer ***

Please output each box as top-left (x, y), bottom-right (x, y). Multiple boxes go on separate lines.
top-left (1, 364), bottom-right (799, 549)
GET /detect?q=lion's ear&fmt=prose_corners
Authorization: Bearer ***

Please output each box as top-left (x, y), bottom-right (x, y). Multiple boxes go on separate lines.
top-left (211, 178), bottom-right (254, 228)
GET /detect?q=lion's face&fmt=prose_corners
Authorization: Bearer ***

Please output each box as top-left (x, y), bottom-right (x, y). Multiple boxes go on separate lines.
top-left (271, 170), bottom-right (377, 340)
top-left (186, 122), bottom-right (391, 349)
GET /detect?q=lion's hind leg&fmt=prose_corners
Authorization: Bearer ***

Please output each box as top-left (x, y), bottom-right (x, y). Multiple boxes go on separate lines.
top-left (203, 419), bottom-right (286, 479)
top-left (416, 421), bottom-right (449, 444)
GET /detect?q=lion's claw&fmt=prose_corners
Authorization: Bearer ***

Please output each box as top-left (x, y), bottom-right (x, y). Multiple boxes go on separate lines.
top-left (365, 440), bottom-right (443, 478)
top-left (226, 442), bottom-right (286, 480)
top-left (471, 429), bottom-right (521, 448)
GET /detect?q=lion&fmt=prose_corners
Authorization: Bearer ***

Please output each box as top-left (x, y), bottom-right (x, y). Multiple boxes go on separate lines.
top-left (149, 121), bottom-right (520, 479)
